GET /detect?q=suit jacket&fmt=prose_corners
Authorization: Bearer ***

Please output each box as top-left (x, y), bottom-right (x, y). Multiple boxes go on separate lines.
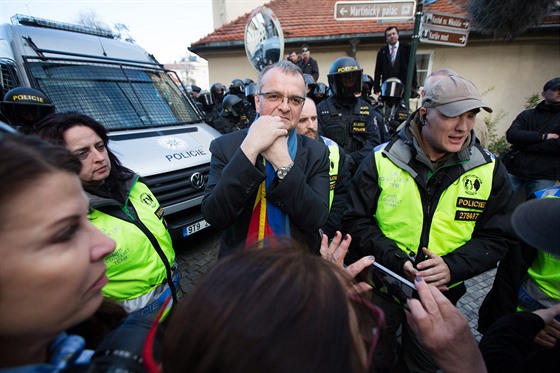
top-left (202, 129), bottom-right (330, 256)
top-left (373, 42), bottom-right (418, 93)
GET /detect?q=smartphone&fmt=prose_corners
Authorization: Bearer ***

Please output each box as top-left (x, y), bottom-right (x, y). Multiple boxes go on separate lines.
top-left (366, 262), bottom-right (418, 309)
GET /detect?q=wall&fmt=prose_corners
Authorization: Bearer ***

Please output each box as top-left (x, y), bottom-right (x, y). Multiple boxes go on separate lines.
top-left (206, 35), bottom-right (559, 136)
top-left (212, 0), bottom-right (267, 29)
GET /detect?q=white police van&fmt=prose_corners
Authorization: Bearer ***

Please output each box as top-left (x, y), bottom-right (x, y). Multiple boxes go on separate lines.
top-left (0, 14), bottom-right (220, 239)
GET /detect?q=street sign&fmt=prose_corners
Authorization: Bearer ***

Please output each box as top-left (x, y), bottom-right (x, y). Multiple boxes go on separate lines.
top-left (334, 1), bottom-right (416, 21)
top-left (420, 11), bottom-right (470, 47)
top-left (419, 25), bottom-right (469, 47)
top-left (422, 11), bottom-right (470, 31)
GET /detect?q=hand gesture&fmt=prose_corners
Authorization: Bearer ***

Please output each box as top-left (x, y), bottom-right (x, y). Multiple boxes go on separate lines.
top-left (533, 304), bottom-right (560, 348)
top-left (320, 231), bottom-right (375, 294)
top-left (240, 115), bottom-right (288, 164)
top-left (416, 247), bottom-right (451, 290)
top-left (406, 277), bottom-right (487, 373)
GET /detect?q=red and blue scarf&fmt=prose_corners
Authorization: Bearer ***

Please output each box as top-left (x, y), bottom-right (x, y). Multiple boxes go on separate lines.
top-left (246, 129), bottom-right (298, 248)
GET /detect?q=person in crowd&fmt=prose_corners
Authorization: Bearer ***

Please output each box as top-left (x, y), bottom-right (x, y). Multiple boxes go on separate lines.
top-left (297, 97), bottom-right (350, 239)
top-left (34, 112), bottom-right (179, 316)
top-left (190, 85), bottom-right (201, 99)
top-left (197, 90), bottom-right (220, 129)
top-left (287, 50), bottom-right (301, 65)
top-left (297, 44), bottom-right (319, 81)
top-left (361, 74), bottom-right (377, 106)
top-left (373, 26), bottom-right (418, 97)
top-left (209, 82), bottom-right (225, 106)
top-left (398, 68), bottom-right (489, 147)
top-left (201, 61), bottom-right (330, 257)
top-left (228, 78), bottom-right (256, 122)
top-left (504, 77), bottom-right (560, 198)
top-left (317, 57), bottom-right (384, 174)
top-left (479, 188), bottom-right (560, 333)
top-left (478, 196), bottom-right (560, 372)
top-left (311, 82), bottom-right (330, 105)
top-left (214, 94), bottom-right (251, 134)
top-left (242, 78), bottom-right (254, 87)
top-left (162, 241), bottom-right (383, 373)
top-left (0, 86), bottom-right (55, 133)
top-left (342, 75), bottom-right (516, 372)
top-left (0, 133), bottom-right (116, 371)
top-left (245, 82), bottom-right (258, 112)
top-left (303, 73), bottom-right (317, 98)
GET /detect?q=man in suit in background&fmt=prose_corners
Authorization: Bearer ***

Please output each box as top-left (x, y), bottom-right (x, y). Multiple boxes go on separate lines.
top-left (373, 26), bottom-right (418, 97)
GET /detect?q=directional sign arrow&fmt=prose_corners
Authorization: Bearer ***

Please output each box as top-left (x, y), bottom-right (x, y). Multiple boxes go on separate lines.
top-left (340, 7), bottom-right (348, 16)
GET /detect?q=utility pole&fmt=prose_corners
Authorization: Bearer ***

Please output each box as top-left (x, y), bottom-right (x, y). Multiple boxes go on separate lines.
top-left (404, 0), bottom-right (424, 111)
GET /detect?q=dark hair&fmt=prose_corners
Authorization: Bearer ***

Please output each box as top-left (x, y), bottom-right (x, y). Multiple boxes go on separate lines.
top-left (384, 26), bottom-right (399, 37)
top-left (162, 246), bottom-right (365, 373)
top-left (34, 111), bottom-right (131, 183)
top-left (0, 133), bottom-right (81, 228)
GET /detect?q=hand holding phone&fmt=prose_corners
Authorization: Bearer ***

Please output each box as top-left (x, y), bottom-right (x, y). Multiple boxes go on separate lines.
top-left (366, 261), bottom-right (418, 309)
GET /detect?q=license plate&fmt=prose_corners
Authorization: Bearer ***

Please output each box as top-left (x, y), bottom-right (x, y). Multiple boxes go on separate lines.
top-left (182, 219), bottom-right (210, 237)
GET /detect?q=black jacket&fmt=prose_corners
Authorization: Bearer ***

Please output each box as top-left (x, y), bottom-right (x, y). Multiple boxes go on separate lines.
top-left (298, 57), bottom-right (319, 81)
top-left (317, 96), bottom-right (383, 173)
top-left (505, 101), bottom-right (560, 180)
top-left (373, 42), bottom-right (418, 93)
top-left (202, 129), bottom-right (330, 256)
top-left (343, 116), bottom-right (516, 303)
top-left (479, 311), bottom-right (559, 372)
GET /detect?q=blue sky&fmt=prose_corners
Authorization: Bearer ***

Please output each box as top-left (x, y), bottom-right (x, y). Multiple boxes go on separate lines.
top-left (0, 0), bottom-right (215, 63)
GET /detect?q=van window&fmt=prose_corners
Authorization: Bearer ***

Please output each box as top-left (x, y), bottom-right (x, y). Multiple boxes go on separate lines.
top-left (0, 59), bottom-right (21, 98)
top-left (26, 59), bottom-right (202, 131)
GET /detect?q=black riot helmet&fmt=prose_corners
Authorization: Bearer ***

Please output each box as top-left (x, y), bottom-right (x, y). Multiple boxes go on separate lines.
top-left (244, 83), bottom-right (258, 110)
top-left (327, 57), bottom-right (363, 98)
top-left (381, 77), bottom-right (405, 105)
top-left (220, 95), bottom-right (246, 118)
top-left (210, 82), bottom-right (225, 103)
top-left (362, 74), bottom-right (374, 97)
top-left (198, 90), bottom-right (215, 109)
top-left (0, 87), bottom-right (55, 132)
top-left (312, 82), bottom-right (330, 105)
top-left (303, 74), bottom-right (317, 97)
top-left (229, 79), bottom-right (245, 95)
top-left (242, 78), bottom-right (254, 86)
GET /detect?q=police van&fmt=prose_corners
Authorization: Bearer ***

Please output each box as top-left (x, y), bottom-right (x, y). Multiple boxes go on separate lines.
top-left (0, 14), bottom-right (220, 239)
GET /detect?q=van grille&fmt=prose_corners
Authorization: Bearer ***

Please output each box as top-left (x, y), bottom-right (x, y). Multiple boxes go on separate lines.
top-left (142, 164), bottom-right (209, 209)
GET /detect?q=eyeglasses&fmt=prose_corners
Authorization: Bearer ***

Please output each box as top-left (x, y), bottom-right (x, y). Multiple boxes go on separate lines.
top-left (349, 293), bottom-right (385, 371)
top-left (258, 92), bottom-right (306, 108)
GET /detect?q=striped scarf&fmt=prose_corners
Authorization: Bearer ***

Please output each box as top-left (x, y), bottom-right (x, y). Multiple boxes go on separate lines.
top-left (245, 129), bottom-right (298, 248)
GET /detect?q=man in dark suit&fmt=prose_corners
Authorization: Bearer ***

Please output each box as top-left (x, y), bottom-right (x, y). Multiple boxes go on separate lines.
top-left (373, 26), bottom-right (418, 96)
top-left (202, 60), bottom-right (330, 257)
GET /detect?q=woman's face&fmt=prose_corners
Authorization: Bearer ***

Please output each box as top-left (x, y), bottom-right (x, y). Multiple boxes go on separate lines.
top-left (63, 125), bottom-right (111, 186)
top-left (0, 171), bottom-right (115, 339)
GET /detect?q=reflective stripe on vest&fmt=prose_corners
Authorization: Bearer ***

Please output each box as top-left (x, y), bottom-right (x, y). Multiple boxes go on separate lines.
top-left (89, 180), bottom-right (175, 302)
top-left (322, 136), bottom-right (340, 209)
top-left (374, 148), bottom-right (495, 258)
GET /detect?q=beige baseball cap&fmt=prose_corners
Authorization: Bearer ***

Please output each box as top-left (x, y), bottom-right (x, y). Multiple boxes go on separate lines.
top-left (422, 75), bottom-right (492, 117)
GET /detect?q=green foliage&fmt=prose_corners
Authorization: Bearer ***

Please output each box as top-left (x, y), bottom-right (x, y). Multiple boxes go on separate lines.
top-left (485, 110), bottom-right (509, 155)
top-left (524, 93), bottom-right (541, 109)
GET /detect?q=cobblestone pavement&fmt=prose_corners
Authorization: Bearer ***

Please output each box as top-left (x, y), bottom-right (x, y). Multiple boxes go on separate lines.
top-left (175, 227), bottom-right (497, 341)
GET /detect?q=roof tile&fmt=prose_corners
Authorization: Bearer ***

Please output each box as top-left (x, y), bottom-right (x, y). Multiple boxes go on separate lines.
top-left (193, 0), bottom-right (559, 46)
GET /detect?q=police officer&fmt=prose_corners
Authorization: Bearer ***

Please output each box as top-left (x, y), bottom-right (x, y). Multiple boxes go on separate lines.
top-left (303, 73), bottom-right (317, 98)
top-left (361, 74), bottom-right (377, 106)
top-left (311, 82), bottom-right (330, 105)
top-left (0, 86), bottom-right (55, 133)
top-left (197, 90), bottom-right (221, 129)
top-left (228, 78), bottom-right (256, 122)
top-left (210, 82), bottom-right (225, 105)
top-left (317, 57), bottom-right (383, 174)
top-left (213, 95), bottom-right (250, 134)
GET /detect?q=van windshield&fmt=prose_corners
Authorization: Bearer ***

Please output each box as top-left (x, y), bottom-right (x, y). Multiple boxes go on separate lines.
top-left (27, 59), bottom-right (202, 131)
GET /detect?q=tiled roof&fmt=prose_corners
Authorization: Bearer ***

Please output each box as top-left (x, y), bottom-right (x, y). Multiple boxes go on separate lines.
top-left (192, 0), bottom-right (560, 48)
